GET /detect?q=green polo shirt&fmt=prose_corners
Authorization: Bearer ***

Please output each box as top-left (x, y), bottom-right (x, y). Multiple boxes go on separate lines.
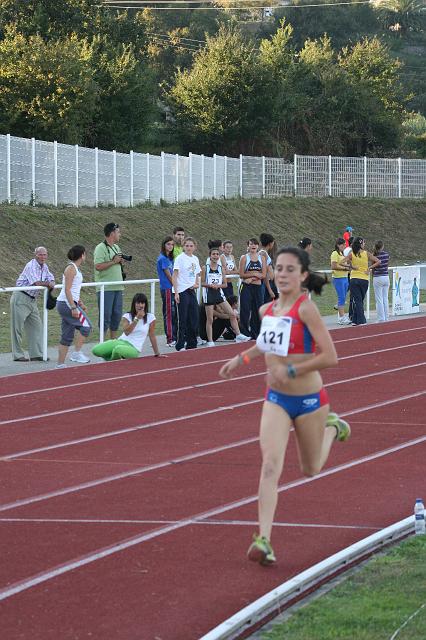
top-left (94, 241), bottom-right (125, 292)
top-left (173, 245), bottom-right (183, 259)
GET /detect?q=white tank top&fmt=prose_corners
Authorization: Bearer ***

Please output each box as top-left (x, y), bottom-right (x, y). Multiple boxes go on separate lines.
top-left (222, 254), bottom-right (235, 271)
top-left (57, 262), bottom-right (83, 307)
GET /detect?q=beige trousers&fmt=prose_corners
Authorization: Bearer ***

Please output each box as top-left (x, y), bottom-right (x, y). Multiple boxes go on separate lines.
top-left (10, 291), bottom-right (43, 359)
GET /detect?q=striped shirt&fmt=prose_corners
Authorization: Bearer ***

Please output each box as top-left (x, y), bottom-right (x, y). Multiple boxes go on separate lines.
top-left (16, 259), bottom-right (55, 298)
top-left (372, 251), bottom-right (389, 277)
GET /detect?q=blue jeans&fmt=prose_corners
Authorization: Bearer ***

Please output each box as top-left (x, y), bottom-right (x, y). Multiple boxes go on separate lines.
top-left (97, 290), bottom-right (123, 332)
top-left (349, 279), bottom-right (368, 325)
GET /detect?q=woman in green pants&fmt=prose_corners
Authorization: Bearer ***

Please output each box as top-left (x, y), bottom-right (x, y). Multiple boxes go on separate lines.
top-left (92, 293), bottom-right (160, 360)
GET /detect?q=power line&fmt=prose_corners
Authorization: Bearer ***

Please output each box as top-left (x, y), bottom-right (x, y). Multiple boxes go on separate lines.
top-left (146, 31), bottom-right (206, 44)
top-left (148, 34), bottom-right (201, 49)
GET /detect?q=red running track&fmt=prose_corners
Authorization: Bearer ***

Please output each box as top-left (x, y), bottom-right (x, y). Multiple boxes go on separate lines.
top-left (0, 317), bottom-right (426, 639)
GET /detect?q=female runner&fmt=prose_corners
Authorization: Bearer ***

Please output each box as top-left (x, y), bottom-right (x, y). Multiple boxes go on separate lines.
top-left (220, 247), bottom-right (350, 565)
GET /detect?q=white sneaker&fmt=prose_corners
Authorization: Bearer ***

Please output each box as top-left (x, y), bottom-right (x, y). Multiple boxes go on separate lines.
top-left (176, 347), bottom-right (186, 352)
top-left (70, 351), bottom-right (90, 364)
top-left (167, 341), bottom-right (176, 347)
top-left (235, 333), bottom-right (251, 342)
top-left (206, 341), bottom-right (215, 347)
top-left (338, 316), bottom-right (351, 325)
top-left (197, 337), bottom-right (207, 346)
top-left (56, 363), bottom-right (67, 369)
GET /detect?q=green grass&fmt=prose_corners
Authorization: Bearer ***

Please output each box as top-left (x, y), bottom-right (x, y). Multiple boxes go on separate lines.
top-left (263, 536), bottom-right (426, 640)
top-left (1, 196), bottom-right (425, 352)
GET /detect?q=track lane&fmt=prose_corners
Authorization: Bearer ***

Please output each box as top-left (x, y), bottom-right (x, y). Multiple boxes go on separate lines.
top-left (0, 440), bottom-right (424, 639)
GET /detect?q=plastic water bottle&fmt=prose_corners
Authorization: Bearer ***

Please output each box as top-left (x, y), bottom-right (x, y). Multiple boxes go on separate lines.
top-left (414, 499), bottom-right (425, 535)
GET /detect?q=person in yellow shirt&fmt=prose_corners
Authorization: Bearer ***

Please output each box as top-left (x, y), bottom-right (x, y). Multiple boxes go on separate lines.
top-left (348, 237), bottom-right (380, 325)
top-left (330, 238), bottom-right (351, 325)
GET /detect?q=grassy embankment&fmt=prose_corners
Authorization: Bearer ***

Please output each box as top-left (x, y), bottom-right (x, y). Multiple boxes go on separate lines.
top-left (1, 197), bottom-right (425, 351)
top-left (263, 535), bottom-right (426, 640)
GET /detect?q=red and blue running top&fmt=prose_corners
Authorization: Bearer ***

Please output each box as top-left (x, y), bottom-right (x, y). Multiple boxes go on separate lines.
top-left (264, 294), bottom-right (315, 354)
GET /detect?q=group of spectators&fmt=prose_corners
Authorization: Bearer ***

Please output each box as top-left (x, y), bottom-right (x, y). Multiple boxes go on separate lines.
top-left (8, 222), bottom-right (391, 366)
top-left (330, 226), bottom-right (390, 326)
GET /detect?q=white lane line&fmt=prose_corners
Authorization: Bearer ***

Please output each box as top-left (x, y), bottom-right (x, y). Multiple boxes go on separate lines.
top-left (1, 390), bottom-right (426, 513)
top-left (0, 357), bottom-right (230, 400)
top-left (0, 432), bottom-right (260, 512)
top-left (0, 517), bottom-right (379, 531)
top-left (1, 342), bottom-right (425, 428)
top-left (0, 325), bottom-right (424, 401)
top-left (3, 361), bottom-right (426, 461)
top-left (0, 431), bottom-right (424, 603)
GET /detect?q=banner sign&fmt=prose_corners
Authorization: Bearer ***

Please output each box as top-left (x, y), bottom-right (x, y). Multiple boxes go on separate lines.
top-left (392, 266), bottom-right (421, 316)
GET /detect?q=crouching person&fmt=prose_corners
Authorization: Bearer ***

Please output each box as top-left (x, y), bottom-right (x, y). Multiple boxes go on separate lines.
top-left (92, 293), bottom-right (160, 360)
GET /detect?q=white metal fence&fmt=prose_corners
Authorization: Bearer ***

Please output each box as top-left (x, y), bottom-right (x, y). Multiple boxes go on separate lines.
top-left (1, 133), bottom-right (425, 206)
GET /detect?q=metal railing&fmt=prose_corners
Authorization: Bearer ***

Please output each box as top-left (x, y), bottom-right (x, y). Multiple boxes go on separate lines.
top-left (2, 265), bottom-right (424, 361)
top-left (1, 133), bottom-right (425, 206)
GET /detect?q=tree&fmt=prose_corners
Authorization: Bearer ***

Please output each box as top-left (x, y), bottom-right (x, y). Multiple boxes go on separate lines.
top-left (372, 0), bottom-right (425, 35)
top-left (0, 27), bottom-right (98, 143)
top-left (88, 37), bottom-right (157, 152)
top-left (167, 25), bottom-right (270, 154)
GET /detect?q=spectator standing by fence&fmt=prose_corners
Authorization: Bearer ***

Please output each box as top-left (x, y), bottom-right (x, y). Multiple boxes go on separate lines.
top-left (173, 237), bottom-right (201, 351)
top-left (330, 238), bottom-right (351, 325)
top-left (10, 247), bottom-right (55, 362)
top-left (348, 237), bottom-right (380, 326)
top-left (372, 240), bottom-right (390, 323)
top-left (56, 245), bottom-right (91, 368)
top-left (157, 236), bottom-right (177, 346)
top-left (260, 233), bottom-right (277, 303)
top-left (172, 227), bottom-right (185, 259)
top-left (239, 238), bottom-right (267, 339)
top-left (94, 223), bottom-right (125, 339)
top-left (221, 240), bottom-right (238, 298)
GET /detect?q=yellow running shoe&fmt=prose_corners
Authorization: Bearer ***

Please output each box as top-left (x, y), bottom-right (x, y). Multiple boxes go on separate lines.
top-left (326, 412), bottom-right (351, 442)
top-left (247, 534), bottom-right (276, 565)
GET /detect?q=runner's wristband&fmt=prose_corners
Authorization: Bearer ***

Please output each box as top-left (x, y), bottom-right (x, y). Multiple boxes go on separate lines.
top-left (238, 354), bottom-right (250, 365)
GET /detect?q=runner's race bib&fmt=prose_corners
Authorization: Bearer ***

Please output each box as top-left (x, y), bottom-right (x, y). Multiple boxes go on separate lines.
top-left (207, 272), bottom-right (222, 286)
top-left (256, 315), bottom-right (292, 356)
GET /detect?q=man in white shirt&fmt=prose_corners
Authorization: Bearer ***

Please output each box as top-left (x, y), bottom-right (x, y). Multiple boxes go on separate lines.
top-left (172, 237), bottom-right (201, 351)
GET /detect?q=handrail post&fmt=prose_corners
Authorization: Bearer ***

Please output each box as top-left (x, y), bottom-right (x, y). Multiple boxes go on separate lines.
top-left (150, 280), bottom-right (156, 317)
top-left (99, 285), bottom-right (105, 343)
top-left (42, 288), bottom-right (49, 361)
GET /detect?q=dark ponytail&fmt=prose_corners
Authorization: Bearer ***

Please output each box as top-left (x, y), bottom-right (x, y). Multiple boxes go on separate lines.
top-left (276, 247), bottom-right (328, 295)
